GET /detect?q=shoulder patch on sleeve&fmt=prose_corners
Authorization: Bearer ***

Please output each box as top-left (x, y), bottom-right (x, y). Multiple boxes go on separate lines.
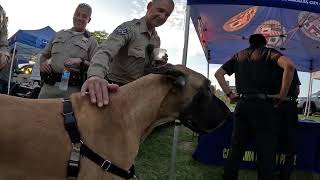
top-left (115, 25), bottom-right (129, 36)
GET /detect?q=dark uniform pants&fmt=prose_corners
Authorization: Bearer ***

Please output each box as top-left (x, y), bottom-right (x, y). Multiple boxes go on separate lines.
top-left (277, 101), bottom-right (298, 180)
top-left (223, 99), bottom-right (280, 180)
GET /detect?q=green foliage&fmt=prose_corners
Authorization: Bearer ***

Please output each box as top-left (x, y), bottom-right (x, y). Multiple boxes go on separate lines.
top-left (91, 30), bottom-right (108, 44)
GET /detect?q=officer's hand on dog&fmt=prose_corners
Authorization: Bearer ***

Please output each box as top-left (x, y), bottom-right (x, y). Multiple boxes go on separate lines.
top-left (40, 61), bottom-right (52, 74)
top-left (0, 53), bottom-right (9, 70)
top-left (81, 76), bottom-right (119, 107)
top-left (64, 58), bottom-right (82, 68)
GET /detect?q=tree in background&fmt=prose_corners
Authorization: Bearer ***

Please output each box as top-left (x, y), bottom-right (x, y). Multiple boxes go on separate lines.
top-left (91, 30), bottom-right (108, 44)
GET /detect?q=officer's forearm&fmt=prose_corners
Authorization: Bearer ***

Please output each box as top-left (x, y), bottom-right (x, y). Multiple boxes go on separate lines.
top-left (87, 63), bottom-right (107, 79)
top-left (87, 50), bottom-right (111, 79)
top-left (0, 24), bottom-right (8, 51)
top-left (0, 47), bottom-right (9, 57)
top-left (215, 68), bottom-right (231, 95)
top-left (277, 56), bottom-right (295, 97)
top-left (40, 54), bottom-right (50, 64)
top-left (280, 66), bottom-right (294, 97)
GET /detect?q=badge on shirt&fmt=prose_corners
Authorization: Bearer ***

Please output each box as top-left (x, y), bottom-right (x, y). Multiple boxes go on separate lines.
top-left (116, 25), bottom-right (128, 35)
top-left (82, 37), bottom-right (88, 43)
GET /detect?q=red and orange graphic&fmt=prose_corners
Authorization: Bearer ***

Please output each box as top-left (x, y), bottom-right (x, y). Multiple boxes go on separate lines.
top-left (223, 7), bottom-right (258, 32)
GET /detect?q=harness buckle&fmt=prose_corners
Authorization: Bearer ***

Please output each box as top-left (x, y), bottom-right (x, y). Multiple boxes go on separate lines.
top-left (128, 175), bottom-right (137, 180)
top-left (69, 142), bottom-right (81, 166)
top-left (101, 159), bottom-right (111, 171)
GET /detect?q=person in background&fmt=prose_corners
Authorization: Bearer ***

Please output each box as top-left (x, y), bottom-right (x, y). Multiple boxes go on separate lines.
top-left (0, 5), bottom-right (10, 71)
top-left (81, 0), bottom-right (174, 107)
top-left (38, 3), bottom-right (98, 98)
top-left (215, 34), bottom-right (295, 180)
top-left (273, 68), bottom-right (301, 180)
top-left (0, 48), bottom-right (18, 94)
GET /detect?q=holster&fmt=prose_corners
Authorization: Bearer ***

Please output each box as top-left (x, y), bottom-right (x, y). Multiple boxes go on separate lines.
top-left (41, 73), bottom-right (58, 85)
top-left (41, 72), bottom-right (86, 87)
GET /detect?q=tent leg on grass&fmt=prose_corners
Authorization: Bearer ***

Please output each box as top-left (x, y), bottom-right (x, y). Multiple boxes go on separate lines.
top-left (304, 72), bottom-right (313, 119)
top-left (169, 120), bottom-right (181, 180)
top-left (169, 5), bottom-right (190, 180)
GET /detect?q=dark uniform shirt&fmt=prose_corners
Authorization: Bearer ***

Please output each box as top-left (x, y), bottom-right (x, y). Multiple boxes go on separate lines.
top-left (222, 47), bottom-right (283, 94)
top-left (272, 68), bottom-right (301, 98)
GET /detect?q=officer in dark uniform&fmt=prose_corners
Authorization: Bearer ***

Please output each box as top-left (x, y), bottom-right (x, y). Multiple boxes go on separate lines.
top-left (273, 68), bottom-right (301, 180)
top-left (215, 34), bottom-right (295, 180)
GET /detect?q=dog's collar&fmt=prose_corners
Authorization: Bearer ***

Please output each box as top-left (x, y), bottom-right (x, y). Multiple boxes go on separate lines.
top-left (62, 98), bottom-right (136, 180)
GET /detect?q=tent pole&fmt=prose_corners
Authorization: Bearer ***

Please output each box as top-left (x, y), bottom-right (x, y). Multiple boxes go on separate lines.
top-left (181, 5), bottom-right (190, 66)
top-left (306, 76), bottom-right (313, 119)
top-left (207, 62), bottom-right (209, 78)
top-left (303, 72), bottom-right (312, 119)
top-left (169, 4), bottom-right (190, 180)
top-left (7, 43), bottom-right (17, 95)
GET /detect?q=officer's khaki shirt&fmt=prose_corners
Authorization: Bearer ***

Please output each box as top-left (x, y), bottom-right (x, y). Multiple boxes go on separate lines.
top-left (87, 17), bottom-right (161, 84)
top-left (0, 5), bottom-right (9, 57)
top-left (0, 57), bottom-right (18, 82)
top-left (42, 29), bottom-right (98, 73)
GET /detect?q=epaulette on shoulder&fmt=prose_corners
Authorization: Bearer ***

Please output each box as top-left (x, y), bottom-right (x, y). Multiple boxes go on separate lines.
top-left (122, 19), bottom-right (139, 30)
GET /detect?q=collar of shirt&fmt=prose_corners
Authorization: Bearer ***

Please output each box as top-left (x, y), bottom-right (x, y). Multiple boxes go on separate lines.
top-left (66, 28), bottom-right (85, 35)
top-left (139, 17), bottom-right (156, 37)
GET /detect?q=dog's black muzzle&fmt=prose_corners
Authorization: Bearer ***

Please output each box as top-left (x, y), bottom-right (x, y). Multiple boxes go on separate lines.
top-left (179, 82), bottom-right (231, 134)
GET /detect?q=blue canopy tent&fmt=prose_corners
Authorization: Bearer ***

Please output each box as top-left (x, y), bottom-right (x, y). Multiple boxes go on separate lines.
top-left (182, 0), bottom-right (320, 117)
top-left (186, 0), bottom-right (320, 72)
top-left (3, 26), bottom-right (55, 94)
top-left (8, 26), bottom-right (55, 64)
top-left (168, 1), bottom-right (320, 178)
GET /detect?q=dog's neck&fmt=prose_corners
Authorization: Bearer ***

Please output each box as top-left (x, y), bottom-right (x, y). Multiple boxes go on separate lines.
top-left (70, 74), bottom-right (178, 176)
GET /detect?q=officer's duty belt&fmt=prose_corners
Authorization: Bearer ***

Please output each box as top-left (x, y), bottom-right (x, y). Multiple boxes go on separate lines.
top-left (240, 93), bottom-right (268, 100)
top-left (239, 93), bottom-right (296, 101)
top-left (42, 72), bottom-right (84, 87)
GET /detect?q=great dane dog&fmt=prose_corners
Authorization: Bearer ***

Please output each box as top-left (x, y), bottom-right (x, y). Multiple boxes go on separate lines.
top-left (0, 64), bottom-right (230, 180)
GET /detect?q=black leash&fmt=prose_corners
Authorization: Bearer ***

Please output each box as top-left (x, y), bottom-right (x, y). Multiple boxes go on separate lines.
top-left (62, 98), bottom-right (136, 179)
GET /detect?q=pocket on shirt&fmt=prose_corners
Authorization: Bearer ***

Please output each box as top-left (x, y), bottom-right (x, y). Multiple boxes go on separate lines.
top-left (128, 47), bottom-right (145, 58)
top-left (51, 38), bottom-right (66, 54)
top-left (73, 41), bottom-right (89, 58)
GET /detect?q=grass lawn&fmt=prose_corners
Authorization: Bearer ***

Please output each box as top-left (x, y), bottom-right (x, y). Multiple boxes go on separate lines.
top-left (135, 112), bottom-right (320, 180)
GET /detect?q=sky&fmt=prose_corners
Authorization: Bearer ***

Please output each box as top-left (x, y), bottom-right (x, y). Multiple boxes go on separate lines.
top-left (1, 0), bottom-right (319, 97)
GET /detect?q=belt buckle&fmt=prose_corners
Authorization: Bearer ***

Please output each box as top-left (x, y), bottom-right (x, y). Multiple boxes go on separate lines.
top-left (101, 160), bottom-right (111, 171)
top-left (69, 142), bottom-right (81, 167)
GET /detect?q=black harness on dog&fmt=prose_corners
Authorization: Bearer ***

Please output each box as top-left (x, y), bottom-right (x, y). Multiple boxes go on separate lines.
top-left (62, 98), bottom-right (136, 180)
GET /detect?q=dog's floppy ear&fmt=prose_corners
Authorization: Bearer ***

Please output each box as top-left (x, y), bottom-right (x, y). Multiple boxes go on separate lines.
top-left (148, 64), bottom-right (187, 88)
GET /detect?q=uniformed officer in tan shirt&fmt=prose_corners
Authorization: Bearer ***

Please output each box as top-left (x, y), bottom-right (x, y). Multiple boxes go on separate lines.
top-left (38, 3), bottom-right (98, 98)
top-left (0, 5), bottom-right (10, 71)
top-left (81, 0), bottom-right (175, 107)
